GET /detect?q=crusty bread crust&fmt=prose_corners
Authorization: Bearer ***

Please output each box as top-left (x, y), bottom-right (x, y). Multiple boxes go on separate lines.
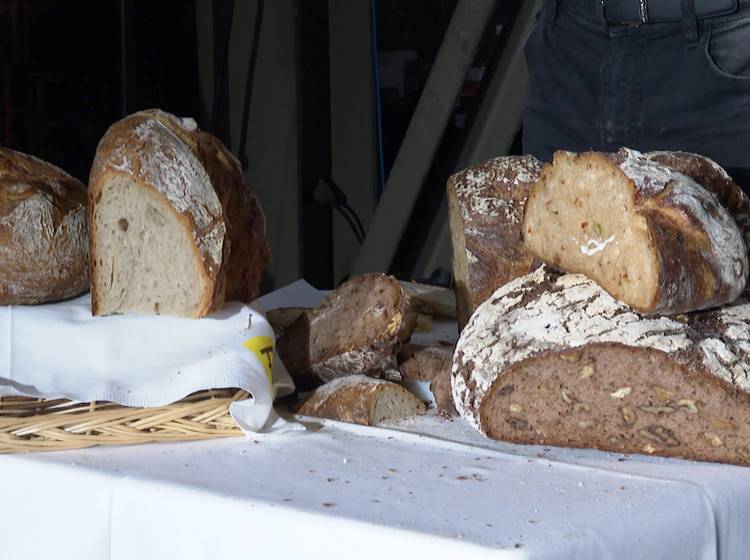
top-left (447, 155), bottom-right (542, 328)
top-left (89, 109), bottom-right (269, 317)
top-left (277, 273), bottom-right (413, 388)
top-left (523, 149), bottom-right (748, 315)
top-left (453, 267), bottom-right (750, 464)
top-left (644, 150), bottom-right (750, 284)
top-left (298, 375), bottom-right (426, 426)
top-left (0, 148), bottom-right (88, 304)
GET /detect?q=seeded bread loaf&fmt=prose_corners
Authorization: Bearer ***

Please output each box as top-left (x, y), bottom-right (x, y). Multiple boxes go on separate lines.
top-left (277, 273), bottom-right (416, 389)
top-left (398, 344), bottom-right (456, 415)
top-left (89, 109), bottom-right (269, 318)
top-left (0, 148), bottom-right (88, 304)
top-left (523, 148), bottom-right (748, 315)
top-left (447, 156), bottom-right (542, 328)
top-left (297, 375), bottom-right (426, 426)
top-left (453, 266), bottom-right (750, 465)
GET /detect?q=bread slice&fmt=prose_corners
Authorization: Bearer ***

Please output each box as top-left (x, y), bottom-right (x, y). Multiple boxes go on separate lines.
top-left (453, 266), bottom-right (750, 465)
top-left (398, 343), bottom-right (456, 415)
top-left (297, 375), bottom-right (426, 426)
top-left (447, 155), bottom-right (542, 328)
top-left (89, 109), bottom-right (269, 318)
top-left (522, 149), bottom-right (748, 315)
top-left (0, 148), bottom-right (88, 304)
top-left (277, 273), bottom-right (416, 388)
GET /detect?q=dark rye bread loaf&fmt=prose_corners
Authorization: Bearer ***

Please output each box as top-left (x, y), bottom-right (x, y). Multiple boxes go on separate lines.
top-left (447, 155), bottom-right (542, 329)
top-left (277, 273), bottom-right (417, 389)
top-left (398, 344), bottom-right (456, 415)
top-left (523, 148), bottom-right (748, 315)
top-left (89, 109), bottom-right (269, 318)
top-left (297, 375), bottom-right (426, 426)
top-left (0, 148), bottom-right (88, 304)
top-left (452, 266), bottom-right (750, 465)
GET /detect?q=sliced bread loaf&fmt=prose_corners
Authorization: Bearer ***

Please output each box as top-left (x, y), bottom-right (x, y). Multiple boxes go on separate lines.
top-left (453, 266), bottom-right (750, 465)
top-left (522, 148), bottom-right (748, 315)
top-left (297, 375), bottom-right (426, 426)
top-left (89, 109), bottom-right (269, 318)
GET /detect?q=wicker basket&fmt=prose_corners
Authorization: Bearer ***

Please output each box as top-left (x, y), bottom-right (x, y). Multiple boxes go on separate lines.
top-left (0, 389), bottom-right (247, 453)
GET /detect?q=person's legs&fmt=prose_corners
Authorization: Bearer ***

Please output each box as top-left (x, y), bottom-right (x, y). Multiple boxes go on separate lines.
top-left (522, 0), bottom-right (611, 161)
top-left (523, 0), bottom-right (750, 191)
top-left (636, 5), bottom-right (750, 192)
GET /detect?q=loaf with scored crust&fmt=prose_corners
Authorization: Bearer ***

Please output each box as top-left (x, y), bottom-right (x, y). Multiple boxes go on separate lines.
top-left (0, 148), bottom-right (88, 305)
top-left (453, 266), bottom-right (750, 465)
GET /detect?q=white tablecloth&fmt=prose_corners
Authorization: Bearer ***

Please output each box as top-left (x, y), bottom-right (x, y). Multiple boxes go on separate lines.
top-left (2, 412), bottom-right (749, 560)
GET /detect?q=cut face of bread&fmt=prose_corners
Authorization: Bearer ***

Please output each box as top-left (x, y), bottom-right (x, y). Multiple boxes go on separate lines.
top-left (297, 375), bottom-right (426, 426)
top-left (523, 149), bottom-right (748, 315)
top-left (525, 152), bottom-right (657, 309)
top-left (480, 343), bottom-right (750, 465)
top-left (89, 109), bottom-right (269, 319)
top-left (92, 174), bottom-right (214, 316)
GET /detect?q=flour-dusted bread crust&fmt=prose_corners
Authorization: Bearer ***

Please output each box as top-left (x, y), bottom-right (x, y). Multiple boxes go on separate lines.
top-left (297, 375), bottom-right (426, 426)
top-left (453, 267), bottom-right (750, 465)
top-left (89, 109), bottom-right (269, 318)
top-left (398, 344), bottom-right (456, 415)
top-left (0, 148), bottom-right (88, 304)
top-left (523, 149), bottom-right (748, 315)
top-left (644, 150), bottom-right (750, 277)
top-left (277, 273), bottom-right (415, 388)
top-left (447, 156), bottom-right (542, 328)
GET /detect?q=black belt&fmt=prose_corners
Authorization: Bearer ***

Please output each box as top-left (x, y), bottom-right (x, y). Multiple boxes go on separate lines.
top-left (602, 0), bottom-right (738, 24)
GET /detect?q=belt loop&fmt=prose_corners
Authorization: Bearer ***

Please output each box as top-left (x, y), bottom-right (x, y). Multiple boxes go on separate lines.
top-left (545, 0), bottom-right (559, 30)
top-left (680, 0), bottom-right (699, 48)
top-left (594, 0), bottom-right (606, 26)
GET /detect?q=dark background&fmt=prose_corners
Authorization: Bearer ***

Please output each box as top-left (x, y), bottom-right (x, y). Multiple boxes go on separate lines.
top-left (1, 0), bottom-right (526, 288)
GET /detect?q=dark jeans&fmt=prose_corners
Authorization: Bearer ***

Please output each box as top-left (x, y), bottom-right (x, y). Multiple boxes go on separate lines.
top-left (522, 0), bottom-right (750, 192)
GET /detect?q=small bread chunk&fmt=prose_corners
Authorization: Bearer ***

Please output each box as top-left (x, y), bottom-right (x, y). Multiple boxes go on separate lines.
top-left (0, 148), bottom-right (88, 304)
top-left (298, 375), bottom-right (426, 426)
top-left (453, 267), bottom-right (750, 465)
top-left (89, 109), bottom-right (269, 318)
top-left (448, 155), bottom-right (542, 329)
top-left (277, 273), bottom-right (415, 388)
top-left (523, 148), bottom-right (748, 315)
top-left (398, 344), bottom-right (456, 415)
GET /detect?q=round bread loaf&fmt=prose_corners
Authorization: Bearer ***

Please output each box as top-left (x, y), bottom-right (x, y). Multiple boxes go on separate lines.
top-left (447, 155), bottom-right (542, 328)
top-left (89, 109), bottom-right (270, 318)
top-left (452, 266), bottom-right (750, 465)
top-left (0, 148), bottom-right (88, 305)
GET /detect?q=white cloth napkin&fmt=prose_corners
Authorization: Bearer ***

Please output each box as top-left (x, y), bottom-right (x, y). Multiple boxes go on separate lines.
top-left (0, 294), bottom-right (296, 432)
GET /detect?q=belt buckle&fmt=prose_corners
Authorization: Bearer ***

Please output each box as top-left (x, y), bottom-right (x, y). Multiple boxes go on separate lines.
top-left (602, 0), bottom-right (649, 25)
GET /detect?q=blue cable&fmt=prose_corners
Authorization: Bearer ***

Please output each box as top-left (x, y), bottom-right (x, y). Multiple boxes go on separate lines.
top-left (371, 0), bottom-right (386, 198)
